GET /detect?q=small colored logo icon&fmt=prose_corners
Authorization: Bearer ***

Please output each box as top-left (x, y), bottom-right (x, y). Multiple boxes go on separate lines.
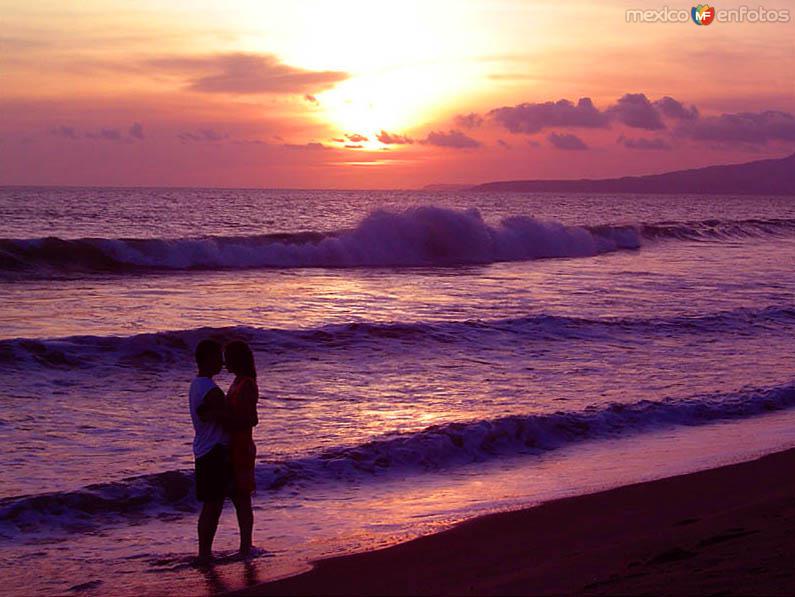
top-left (692, 4), bottom-right (716, 25)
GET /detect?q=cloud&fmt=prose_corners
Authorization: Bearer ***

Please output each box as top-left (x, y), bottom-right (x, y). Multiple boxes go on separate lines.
top-left (50, 123), bottom-right (144, 142)
top-left (607, 93), bottom-right (665, 130)
top-left (231, 139), bottom-right (268, 146)
top-left (618, 135), bottom-right (672, 150)
top-left (422, 129), bottom-right (482, 149)
top-left (282, 142), bottom-right (331, 150)
top-left (547, 132), bottom-right (588, 150)
top-left (50, 125), bottom-right (79, 140)
top-left (488, 73), bottom-right (538, 81)
top-left (654, 96), bottom-right (699, 120)
top-left (346, 133), bottom-right (368, 143)
top-left (377, 130), bottom-right (414, 144)
top-left (489, 98), bottom-right (608, 134)
top-left (0, 36), bottom-right (49, 52)
top-left (454, 112), bottom-right (484, 129)
top-left (85, 129), bottom-right (123, 141)
top-left (676, 110), bottom-right (795, 144)
top-left (344, 144), bottom-right (363, 149)
top-left (129, 122), bottom-right (144, 140)
top-left (178, 128), bottom-right (229, 142)
top-left (148, 53), bottom-right (349, 95)
top-left (489, 94), bottom-right (701, 136)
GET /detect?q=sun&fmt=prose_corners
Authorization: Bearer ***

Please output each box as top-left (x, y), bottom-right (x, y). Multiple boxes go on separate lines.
top-left (237, 0), bottom-right (491, 143)
top-left (316, 66), bottom-right (452, 140)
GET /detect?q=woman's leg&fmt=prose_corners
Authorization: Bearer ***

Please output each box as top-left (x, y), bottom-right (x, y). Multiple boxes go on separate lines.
top-left (231, 493), bottom-right (253, 555)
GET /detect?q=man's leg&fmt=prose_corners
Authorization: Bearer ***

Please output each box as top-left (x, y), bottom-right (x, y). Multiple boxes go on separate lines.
top-left (231, 494), bottom-right (253, 555)
top-left (198, 498), bottom-right (224, 560)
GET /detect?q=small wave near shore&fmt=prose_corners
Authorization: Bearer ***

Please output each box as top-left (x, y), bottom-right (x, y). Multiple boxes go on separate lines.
top-left (1, 306), bottom-right (793, 371)
top-left (2, 380), bottom-right (794, 538)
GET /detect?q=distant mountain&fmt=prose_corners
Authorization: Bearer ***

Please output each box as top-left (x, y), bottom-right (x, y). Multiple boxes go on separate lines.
top-left (422, 183), bottom-right (474, 191)
top-left (469, 153), bottom-right (795, 196)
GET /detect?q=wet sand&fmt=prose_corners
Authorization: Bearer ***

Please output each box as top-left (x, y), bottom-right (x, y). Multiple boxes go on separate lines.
top-left (237, 448), bottom-right (795, 595)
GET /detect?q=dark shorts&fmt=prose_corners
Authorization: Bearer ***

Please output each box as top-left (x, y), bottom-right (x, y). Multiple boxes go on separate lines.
top-left (195, 443), bottom-right (231, 502)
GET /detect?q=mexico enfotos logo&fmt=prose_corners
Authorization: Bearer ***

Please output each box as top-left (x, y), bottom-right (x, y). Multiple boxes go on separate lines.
top-left (626, 5), bottom-right (791, 23)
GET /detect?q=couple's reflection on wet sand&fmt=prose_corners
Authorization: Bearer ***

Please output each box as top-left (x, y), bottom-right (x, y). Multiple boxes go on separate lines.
top-left (200, 557), bottom-right (261, 594)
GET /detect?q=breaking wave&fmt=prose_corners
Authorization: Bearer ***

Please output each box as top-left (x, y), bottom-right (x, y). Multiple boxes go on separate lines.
top-left (3, 207), bottom-right (793, 278)
top-left (2, 206), bottom-right (641, 276)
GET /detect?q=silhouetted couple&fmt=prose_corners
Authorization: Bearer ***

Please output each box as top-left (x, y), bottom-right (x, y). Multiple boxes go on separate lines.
top-left (189, 339), bottom-right (259, 563)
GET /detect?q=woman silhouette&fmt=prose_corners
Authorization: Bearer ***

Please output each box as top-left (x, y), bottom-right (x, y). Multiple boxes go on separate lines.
top-left (224, 340), bottom-right (259, 556)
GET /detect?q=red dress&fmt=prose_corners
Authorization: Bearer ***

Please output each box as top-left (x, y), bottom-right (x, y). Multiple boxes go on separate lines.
top-left (227, 376), bottom-right (258, 495)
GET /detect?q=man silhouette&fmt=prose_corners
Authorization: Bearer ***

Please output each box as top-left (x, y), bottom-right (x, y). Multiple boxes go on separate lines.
top-left (189, 339), bottom-right (231, 563)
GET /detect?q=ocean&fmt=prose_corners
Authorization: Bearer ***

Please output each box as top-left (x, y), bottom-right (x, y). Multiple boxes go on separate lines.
top-left (1, 187), bottom-right (795, 595)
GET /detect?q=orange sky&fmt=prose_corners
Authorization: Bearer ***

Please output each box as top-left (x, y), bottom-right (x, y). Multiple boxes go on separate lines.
top-left (1, 0), bottom-right (794, 188)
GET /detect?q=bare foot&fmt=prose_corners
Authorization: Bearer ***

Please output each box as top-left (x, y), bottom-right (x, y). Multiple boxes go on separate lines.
top-left (238, 545), bottom-right (260, 559)
top-left (193, 553), bottom-right (214, 567)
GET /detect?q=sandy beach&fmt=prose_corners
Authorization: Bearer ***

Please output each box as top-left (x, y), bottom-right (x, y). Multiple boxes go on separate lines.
top-left (239, 448), bottom-right (795, 596)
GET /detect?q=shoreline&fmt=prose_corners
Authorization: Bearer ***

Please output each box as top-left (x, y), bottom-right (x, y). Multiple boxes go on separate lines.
top-left (235, 447), bottom-right (795, 596)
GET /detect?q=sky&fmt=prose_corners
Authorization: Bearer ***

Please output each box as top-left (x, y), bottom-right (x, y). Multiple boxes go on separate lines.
top-left (1, 0), bottom-right (794, 188)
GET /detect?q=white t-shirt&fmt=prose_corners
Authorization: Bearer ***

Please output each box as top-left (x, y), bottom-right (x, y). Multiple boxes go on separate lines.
top-left (189, 376), bottom-right (229, 458)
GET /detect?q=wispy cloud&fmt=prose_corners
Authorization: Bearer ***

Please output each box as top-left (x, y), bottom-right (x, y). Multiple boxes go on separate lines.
top-left (178, 128), bottom-right (229, 142)
top-left (86, 128), bottom-right (123, 141)
top-left (147, 53), bottom-right (349, 95)
top-left (50, 125), bottom-right (79, 140)
top-left (282, 142), bottom-right (331, 150)
top-left (49, 123), bottom-right (144, 142)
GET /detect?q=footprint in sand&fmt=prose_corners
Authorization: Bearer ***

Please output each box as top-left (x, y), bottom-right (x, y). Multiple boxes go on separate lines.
top-left (646, 547), bottom-right (698, 565)
top-left (697, 527), bottom-right (758, 547)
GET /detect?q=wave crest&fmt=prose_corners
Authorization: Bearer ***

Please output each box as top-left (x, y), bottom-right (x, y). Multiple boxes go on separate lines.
top-left (1, 207), bottom-right (640, 275)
